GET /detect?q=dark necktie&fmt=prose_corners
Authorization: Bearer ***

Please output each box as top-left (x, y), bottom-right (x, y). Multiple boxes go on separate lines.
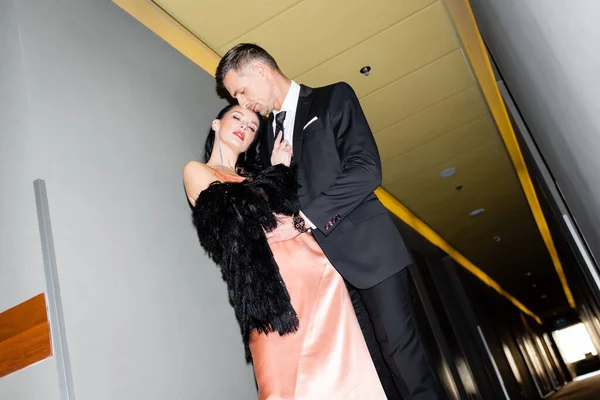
top-left (275, 111), bottom-right (287, 141)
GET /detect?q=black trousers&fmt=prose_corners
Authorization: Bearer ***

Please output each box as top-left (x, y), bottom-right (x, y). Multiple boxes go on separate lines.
top-left (351, 268), bottom-right (441, 400)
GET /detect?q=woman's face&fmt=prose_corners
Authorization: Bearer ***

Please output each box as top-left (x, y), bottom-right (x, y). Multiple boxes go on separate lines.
top-left (213, 105), bottom-right (260, 153)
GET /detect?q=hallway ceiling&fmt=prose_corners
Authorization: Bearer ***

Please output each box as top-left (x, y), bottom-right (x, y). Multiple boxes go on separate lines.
top-left (153, 0), bottom-right (570, 318)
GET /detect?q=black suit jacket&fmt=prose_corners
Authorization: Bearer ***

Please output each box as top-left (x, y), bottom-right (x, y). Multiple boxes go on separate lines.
top-left (261, 82), bottom-right (412, 289)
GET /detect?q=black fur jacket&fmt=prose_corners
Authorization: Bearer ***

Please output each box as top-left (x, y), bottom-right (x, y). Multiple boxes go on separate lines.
top-left (191, 164), bottom-right (300, 361)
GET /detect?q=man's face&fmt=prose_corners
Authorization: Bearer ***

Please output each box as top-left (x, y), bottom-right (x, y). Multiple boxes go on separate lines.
top-left (223, 63), bottom-right (274, 116)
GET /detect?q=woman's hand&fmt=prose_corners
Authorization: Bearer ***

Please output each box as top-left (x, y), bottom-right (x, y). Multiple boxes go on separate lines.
top-left (270, 131), bottom-right (292, 167)
top-left (265, 214), bottom-right (301, 244)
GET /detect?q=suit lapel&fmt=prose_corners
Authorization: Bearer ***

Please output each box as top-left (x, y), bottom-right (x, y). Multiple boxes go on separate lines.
top-left (292, 85), bottom-right (313, 160)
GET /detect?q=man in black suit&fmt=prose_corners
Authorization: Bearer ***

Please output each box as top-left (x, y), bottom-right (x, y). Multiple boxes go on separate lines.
top-left (216, 43), bottom-right (441, 399)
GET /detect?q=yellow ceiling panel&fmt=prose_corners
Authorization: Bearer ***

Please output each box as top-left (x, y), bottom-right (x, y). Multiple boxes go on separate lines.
top-left (417, 191), bottom-right (527, 242)
top-left (383, 139), bottom-right (524, 233)
top-left (217, 0), bottom-right (437, 77)
top-left (446, 206), bottom-right (538, 244)
top-left (152, 0), bottom-right (301, 49)
top-left (467, 254), bottom-right (556, 293)
top-left (295, 2), bottom-right (459, 98)
top-left (431, 197), bottom-right (532, 240)
top-left (457, 228), bottom-right (547, 267)
top-left (391, 185), bottom-right (530, 247)
top-left (361, 49), bottom-right (475, 133)
top-left (383, 136), bottom-right (510, 188)
top-left (375, 86), bottom-right (488, 163)
top-left (408, 173), bottom-right (524, 221)
top-left (382, 115), bottom-right (498, 182)
top-left (387, 167), bottom-right (519, 225)
top-left (450, 232), bottom-right (548, 278)
top-left (441, 205), bottom-right (541, 244)
top-left (459, 232), bottom-right (542, 260)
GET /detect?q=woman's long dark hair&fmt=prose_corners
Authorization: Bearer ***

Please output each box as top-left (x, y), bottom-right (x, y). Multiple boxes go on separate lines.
top-left (203, 104), bottom-right (265, 177)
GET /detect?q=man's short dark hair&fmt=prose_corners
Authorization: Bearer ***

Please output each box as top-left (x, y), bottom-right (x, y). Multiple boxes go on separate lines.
top-left (216, 43), bottom-right (280, 88)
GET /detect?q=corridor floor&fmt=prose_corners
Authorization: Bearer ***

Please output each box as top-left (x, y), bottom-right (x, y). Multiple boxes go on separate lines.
top-left (549, 372), bottom-right (600, 400)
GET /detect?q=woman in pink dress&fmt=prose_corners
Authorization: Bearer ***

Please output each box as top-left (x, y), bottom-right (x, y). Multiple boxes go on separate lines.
top-left (183, 104), bottom-right (386, 399)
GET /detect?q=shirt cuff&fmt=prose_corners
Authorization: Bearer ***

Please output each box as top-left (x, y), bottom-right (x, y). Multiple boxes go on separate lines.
top-left (299, 211), bottom-right (316, 230)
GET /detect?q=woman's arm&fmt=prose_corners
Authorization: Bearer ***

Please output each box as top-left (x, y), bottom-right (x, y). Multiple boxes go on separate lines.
top-left (251, 165), bottom-right (304, 243)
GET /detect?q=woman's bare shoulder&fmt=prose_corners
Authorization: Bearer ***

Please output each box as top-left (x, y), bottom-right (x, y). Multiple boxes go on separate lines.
top-left (182, 161), bottom-right (218, 206)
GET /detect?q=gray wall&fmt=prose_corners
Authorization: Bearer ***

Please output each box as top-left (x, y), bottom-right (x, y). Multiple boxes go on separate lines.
top-left (0, 0), bottom-right (255, 399)
top-left (469, 0), bottom-right (600, 263)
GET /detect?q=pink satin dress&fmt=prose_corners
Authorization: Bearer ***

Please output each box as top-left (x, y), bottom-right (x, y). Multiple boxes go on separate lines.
top-left (212, 170), bottom-right (386, 399)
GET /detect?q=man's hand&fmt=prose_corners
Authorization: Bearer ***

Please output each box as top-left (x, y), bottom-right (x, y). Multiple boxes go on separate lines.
top-left (265, 214), bottom-right (301, 244)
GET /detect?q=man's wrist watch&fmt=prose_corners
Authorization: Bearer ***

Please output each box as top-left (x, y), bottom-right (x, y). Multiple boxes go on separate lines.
top-left (293, 213), bottom-right (309, 233)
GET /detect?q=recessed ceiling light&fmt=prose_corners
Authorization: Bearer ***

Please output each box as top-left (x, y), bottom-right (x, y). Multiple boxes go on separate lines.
top-left (440, 167), bottom-right (456, 178)
top-left (359, 66), bottom-right (371, 76)
top-left (493, 236), bottom-right (501, 242)
top-left (540, 294), bottom-right (548, 299)
top-left (469, 208), bottom-right (486, 217)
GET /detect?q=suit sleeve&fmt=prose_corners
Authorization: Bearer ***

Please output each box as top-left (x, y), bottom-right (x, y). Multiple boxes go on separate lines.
top-left (301, 82), bottom-right (382, 235)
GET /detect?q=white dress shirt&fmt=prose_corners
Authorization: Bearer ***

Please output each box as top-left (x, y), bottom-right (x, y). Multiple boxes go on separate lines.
top-left (272, 80), bottom-right (316, 230)
top-left (272, 80), bottom-right (300, 150)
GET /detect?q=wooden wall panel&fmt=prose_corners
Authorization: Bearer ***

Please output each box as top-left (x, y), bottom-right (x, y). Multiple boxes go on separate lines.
top-left (0, 293), bottom-right (52, 378)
